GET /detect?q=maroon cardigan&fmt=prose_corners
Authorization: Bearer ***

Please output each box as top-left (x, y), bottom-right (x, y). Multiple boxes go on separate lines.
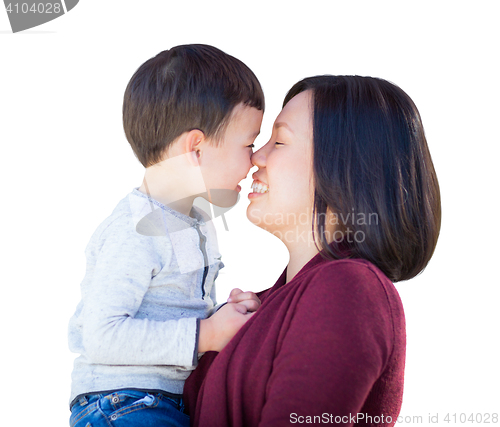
top-left (184, 255), bottom-right (406, 426)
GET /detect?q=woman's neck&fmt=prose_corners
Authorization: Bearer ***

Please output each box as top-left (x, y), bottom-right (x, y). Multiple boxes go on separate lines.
top-left (284, 236), bottom-right (320, 284)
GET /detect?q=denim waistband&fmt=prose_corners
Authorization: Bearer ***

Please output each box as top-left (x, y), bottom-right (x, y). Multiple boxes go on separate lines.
top-left (69, 388), bottom-right (183, 411)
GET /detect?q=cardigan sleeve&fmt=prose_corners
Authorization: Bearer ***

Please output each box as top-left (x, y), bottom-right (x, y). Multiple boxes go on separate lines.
top-left (258, 261), bottom-right (395, 426)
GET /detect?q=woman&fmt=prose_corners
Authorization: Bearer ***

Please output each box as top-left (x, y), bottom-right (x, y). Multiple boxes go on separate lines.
top-left (184, 76), bottom-right (441, 426)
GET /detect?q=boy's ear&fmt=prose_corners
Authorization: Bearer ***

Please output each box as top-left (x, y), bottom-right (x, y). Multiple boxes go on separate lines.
top-left (184, 129), bottom-right (205, 166)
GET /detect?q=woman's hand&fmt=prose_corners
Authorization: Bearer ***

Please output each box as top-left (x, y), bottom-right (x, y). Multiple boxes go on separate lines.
top-left (227, 288), bottom-right (261, 312)
top-left (198, 303), bottom-right (255, 353)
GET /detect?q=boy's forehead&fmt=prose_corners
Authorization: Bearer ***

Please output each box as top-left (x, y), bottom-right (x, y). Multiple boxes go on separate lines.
top-left (230, 102), bottom-right (261, 118)
top-left (228, 103), bottom-right (263, 131)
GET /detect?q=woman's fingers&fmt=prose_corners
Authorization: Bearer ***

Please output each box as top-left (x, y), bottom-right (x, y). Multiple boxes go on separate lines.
top-left (228, 288), bottom-right (243, 300)
top-left (228, 290), bottom-right (261, 312)
top-left (235, 299), bottom-right (260, 312)
top-left (233, 302), bottom-right (248, 314)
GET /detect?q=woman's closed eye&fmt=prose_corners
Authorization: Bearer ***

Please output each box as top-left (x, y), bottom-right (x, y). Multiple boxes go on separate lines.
top-left (275, 142), bottom-right (284, 146)
top-left (247, 143), bottom-right (255, 148)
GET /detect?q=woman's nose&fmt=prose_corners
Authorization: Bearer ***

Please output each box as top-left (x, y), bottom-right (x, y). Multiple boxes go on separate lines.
top-left (251, 144), bottom-right (267, 168)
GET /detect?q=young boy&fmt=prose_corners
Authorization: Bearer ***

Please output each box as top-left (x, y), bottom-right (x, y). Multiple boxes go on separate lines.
top-left (68, 45), bottom-right (264, 427)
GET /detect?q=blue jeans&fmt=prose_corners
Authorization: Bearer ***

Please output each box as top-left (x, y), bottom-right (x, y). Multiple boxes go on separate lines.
top-left (69, 390), bottom-right (190, 427)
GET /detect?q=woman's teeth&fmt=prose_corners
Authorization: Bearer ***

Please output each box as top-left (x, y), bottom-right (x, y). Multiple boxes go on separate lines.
top-left (251, 181), bottom-right (269, 194)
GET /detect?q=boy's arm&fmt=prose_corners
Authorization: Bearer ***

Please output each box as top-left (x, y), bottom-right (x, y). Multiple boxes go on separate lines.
top-left (198, 289), bottom-right (260, 352)
top-left (206, 288), bottom-right (261, 318)
top-left (82, 222), bottom-right (199, 367)
top-left (198, 303), bottom-right (254, 353)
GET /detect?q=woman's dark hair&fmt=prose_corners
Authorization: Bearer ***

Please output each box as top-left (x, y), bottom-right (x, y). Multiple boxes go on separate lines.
top-left (284, 76), bottom-right (441, 282)
top-left (123, 44), bottom-right (265, 167)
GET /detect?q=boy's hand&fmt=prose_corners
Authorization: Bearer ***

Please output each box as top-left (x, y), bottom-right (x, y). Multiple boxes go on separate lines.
top-left (198, 303), bottom-right (254, 353)
top-left (227, 288), bottom-right (261, 312)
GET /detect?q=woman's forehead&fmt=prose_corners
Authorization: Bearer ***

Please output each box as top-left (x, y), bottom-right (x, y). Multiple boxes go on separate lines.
top-left (275, 91), bottom-right (312, 137)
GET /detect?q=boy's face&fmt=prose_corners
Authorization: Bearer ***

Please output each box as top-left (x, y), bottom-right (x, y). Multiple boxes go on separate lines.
top-left (200, 103), bottom-right (263, 205)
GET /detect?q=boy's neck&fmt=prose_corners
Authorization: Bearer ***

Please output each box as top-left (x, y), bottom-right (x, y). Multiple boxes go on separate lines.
top-left (138, 180), bottom-right (196, 218)
top-left (138, 152), bottom-right (207, 217)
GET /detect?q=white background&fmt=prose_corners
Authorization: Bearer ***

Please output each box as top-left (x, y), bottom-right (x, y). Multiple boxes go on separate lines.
top-left (1, 1), bottom-right (498, 425)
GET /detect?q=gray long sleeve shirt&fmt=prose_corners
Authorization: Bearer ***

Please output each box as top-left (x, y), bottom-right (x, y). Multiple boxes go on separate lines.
top-left (68, 189), bottom-right (223, 405)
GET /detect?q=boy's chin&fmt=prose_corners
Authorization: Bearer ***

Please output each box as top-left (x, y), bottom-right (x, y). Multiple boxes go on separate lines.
top-left (205, 188), bottom-right (240, 208)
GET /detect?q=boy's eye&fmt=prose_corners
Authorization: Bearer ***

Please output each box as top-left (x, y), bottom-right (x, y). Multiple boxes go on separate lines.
top-left (275, 142), bottom-right (284, 145)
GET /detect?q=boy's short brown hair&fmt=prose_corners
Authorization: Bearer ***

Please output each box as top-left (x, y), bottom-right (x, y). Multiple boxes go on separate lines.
top-left (123, 44), bottom-right (265, 167)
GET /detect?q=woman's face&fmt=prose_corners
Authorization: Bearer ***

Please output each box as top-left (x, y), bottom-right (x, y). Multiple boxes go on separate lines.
top-left (247, 90), bottom-right (315, 242)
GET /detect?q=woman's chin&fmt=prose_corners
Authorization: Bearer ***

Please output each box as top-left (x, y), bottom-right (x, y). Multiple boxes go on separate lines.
top-left (246, 204), bottom-right (267, 229)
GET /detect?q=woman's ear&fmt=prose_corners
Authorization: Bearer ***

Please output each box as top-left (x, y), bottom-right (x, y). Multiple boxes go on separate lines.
top-left (184, 129), bottom-right (205, 167)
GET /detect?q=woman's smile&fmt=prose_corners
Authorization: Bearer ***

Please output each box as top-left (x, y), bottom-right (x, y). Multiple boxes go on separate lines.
top-left (249, 179), bottom-right (269, 198)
